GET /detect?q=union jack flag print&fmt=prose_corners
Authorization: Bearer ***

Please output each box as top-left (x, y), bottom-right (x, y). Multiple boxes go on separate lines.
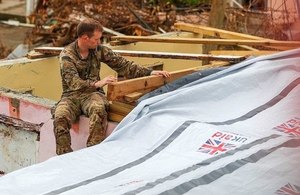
top-left (275, 183), bottom-right (300, 195)
top-left (198, 139), bottom-right (236, 155)
top-left (274, 118), bottom-right (300, 137)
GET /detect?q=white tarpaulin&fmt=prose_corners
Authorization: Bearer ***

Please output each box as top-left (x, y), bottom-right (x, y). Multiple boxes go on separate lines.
top-left (0, 48), bottom-right (300, 195)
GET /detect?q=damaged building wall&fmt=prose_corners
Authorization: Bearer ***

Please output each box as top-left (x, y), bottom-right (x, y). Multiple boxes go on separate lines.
top-left (0, 114), bottom-right (41, 174)
top-left (0, 32), bottom-right (203, 100)
top-left (0, 56), bottom-right (116, 101)
top-left (0, 88), bottom-right (117, 172)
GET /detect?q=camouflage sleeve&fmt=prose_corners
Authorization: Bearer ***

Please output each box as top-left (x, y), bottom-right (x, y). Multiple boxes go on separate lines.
top-left (98, 46), bottom-right (152, 79)
top-left (60, 55), bottom-right (91, 91)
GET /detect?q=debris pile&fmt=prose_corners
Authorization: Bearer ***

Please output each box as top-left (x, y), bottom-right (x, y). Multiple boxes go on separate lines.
top-left (25, 0), bottom-right (210, 47)
top-left (225, 8), bottom-right (286, 40)
top-left (0, 41), bottom-right (12, 59)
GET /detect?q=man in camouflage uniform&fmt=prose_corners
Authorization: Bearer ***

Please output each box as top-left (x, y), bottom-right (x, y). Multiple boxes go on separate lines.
top-left (54, 18), bottom-right (169, 155)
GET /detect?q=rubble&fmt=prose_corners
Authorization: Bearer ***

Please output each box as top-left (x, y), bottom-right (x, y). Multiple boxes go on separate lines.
top-left (0, 40), bottom-right (11, 59)
top-left (25, 0), bottom-right (210, 47)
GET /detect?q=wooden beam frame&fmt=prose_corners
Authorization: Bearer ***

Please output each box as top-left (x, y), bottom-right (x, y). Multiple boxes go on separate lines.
top-left (173, 22), bottom-right (293, 51)
top-left (111, 36), bottom-right (300, 48)
top-left (33, 47), bottom-right (245, 62)
top-left (113, 50), bottom-right (245, 62)
top-left (174, 22), bottom-right (266, 40)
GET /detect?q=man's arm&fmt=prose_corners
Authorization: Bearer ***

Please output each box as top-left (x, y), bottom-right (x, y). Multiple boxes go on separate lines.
top-left (99, 46), bottom-right (169, 78)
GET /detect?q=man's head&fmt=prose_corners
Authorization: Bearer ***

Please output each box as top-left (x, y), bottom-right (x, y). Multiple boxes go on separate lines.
top-left (77, 18), bottom-right (103, 49)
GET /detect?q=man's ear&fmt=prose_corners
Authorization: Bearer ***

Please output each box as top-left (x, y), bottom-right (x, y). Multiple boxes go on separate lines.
top-left (81, 34), bottom-right (89, 40)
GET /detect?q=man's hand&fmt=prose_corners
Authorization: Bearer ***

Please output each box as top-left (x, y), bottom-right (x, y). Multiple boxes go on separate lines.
top-left (94, 75), bottom-right (117, 88)
top-left (151, 70), bottom-right (170, 78)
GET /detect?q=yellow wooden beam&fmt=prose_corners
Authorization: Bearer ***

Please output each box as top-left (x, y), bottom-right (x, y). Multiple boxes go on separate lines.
top-left (174, 22), bottom-right (266, 40)
top-left (173, 22), bottom-right (293, 51)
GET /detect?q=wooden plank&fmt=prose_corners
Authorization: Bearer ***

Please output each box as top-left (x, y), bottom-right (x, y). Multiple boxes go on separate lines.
top-left (34, 47), bottom-right (63, 55)
top-left (26, 50), bottom-right (55, 59)
top-left (108, 112), bottom-right (125, 123)
top-left (34, 47), bottom-right (245, 62)
top-left (208, 61), bottom-right (230, 67)
top-left (124, 92), bottom-right (144, 103)
top-left (113, 50), bottom-right (245, 62)
top-left (174, 22), bottom-right (266, 40)
top-left (210, 50), bottom-right (278, 56)
top-left (111, 36), bottom-right (300, 48)
top-left (108, 101), bottom-right (135, 122)
top-left (238, 45), bottom-right (259, 51)
top-left (107, 67), bottom-right (199, 101)
top-left (109, 101), bottom-right (134, 115)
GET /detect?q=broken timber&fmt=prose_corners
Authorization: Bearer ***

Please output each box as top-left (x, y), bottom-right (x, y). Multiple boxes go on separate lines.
top-left (32, 47), bottom-right (245, 63)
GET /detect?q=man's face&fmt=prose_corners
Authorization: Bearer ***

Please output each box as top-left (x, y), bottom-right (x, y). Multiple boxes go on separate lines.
top-left (86, 30), bottom-right (102, 49)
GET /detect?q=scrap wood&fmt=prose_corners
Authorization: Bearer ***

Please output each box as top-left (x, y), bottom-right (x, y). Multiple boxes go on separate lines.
top-left (0, 40), bottom-right (12, 59)
top-left (26, 0), bottom-right (187, 47)
top-left (115, 24), bottom-right (159, 36)
top-left (33, 47), bottom-right (63, 55)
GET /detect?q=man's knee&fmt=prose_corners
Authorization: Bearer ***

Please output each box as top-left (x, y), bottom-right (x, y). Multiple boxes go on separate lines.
top-left (89, 104), bottom-right (107, 116)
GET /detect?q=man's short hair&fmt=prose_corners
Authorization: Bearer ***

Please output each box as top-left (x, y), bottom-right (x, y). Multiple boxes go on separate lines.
top-left (77, 18), bottom-right (103, 38)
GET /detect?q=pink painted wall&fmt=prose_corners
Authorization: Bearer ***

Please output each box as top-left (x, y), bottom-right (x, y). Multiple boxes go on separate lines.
top-left (0, 92), bottom-right (117, 162)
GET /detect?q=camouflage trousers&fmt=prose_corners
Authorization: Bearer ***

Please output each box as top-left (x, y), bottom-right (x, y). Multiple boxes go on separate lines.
top-left (53, 91), bottom-right (109, 155)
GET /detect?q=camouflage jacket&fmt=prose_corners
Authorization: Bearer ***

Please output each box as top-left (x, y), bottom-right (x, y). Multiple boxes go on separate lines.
top-left (59, 40), bottom-right (152, 96)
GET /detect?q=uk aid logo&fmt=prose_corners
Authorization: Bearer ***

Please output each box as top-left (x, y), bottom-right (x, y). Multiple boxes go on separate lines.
top-left (198, 131), bottom-right (248, 155)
